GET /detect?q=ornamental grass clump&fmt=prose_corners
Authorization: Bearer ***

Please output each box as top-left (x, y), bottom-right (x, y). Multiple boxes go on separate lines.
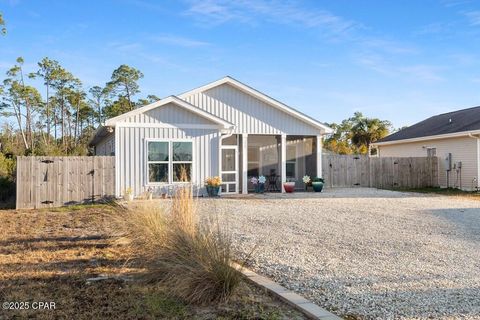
top-left (115, 186), bottom-right (242, 305)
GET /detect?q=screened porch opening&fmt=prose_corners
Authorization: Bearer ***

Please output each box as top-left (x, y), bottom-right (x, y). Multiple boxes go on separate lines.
top-left (286, 136), bottom-right (317, 190)
top-left (247, 135), bottom-right (280, 192)
top-left (244, 135), bottom-right (318, 192)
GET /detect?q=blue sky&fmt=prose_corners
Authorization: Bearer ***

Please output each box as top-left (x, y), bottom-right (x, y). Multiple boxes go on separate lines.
top-left (1, 0), bottom-right (480, 128)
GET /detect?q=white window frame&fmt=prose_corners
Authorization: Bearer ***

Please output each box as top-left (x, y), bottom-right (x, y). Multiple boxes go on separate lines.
top-left (220, 145), bottom-right (239, 194)
top-left (145, 138), bottom-right (195, 186)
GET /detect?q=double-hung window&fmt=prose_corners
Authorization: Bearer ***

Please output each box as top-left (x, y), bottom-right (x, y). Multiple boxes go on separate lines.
top-left (172, 142), bottom-right (193, 182)
top-left (147, 140), bottom-right (193, 184)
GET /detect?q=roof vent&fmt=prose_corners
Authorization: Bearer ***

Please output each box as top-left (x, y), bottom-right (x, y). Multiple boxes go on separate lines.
top-left (449, 118), bottom-right (452, 124)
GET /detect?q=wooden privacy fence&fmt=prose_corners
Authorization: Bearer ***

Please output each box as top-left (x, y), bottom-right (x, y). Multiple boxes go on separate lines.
top-left (16, 156), bottom-right (115, 209)
top-left (322, 155), bottom-right (438, 189)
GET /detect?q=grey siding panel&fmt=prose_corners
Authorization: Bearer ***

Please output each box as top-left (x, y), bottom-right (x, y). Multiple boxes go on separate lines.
top-left (95, 133), bottom-right (115, 156)
top-left (124, 102), bottom-right (214, 125)
top-left (117, 126), bottom-right (220, 197)
top-left (183, 83), bottom-right (320, 135)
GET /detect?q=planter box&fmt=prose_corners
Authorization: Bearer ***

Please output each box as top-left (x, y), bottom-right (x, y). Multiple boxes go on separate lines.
top-left (283, 182), bottom-right (295, 193)
top-left (312, 182), bottom-right (324, 192)
top-left (206, 186), bottom-right (220, 197)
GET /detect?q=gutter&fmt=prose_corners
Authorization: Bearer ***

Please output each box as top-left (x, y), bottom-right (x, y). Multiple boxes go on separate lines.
top-left (468, 133), bottom-right (480, 190)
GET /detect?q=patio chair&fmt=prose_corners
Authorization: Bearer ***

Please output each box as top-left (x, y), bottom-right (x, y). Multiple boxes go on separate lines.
top-left (267, 172), bottom-right (279, 192)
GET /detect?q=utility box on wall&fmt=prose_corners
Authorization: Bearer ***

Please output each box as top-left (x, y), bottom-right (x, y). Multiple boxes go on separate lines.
top-left (444, 153), bottom-right (452, 171)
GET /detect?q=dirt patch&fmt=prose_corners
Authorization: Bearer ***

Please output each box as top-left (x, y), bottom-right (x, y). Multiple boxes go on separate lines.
top-left (0, 205), bottom-right (305, 319)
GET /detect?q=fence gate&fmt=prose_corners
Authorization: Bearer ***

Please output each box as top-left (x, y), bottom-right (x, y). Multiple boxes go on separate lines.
top-left (16, 156), bottom-right (115, 209)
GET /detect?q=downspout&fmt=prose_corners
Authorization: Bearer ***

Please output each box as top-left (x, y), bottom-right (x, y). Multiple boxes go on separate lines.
top-left (468, 133), bottom-right (480, 191)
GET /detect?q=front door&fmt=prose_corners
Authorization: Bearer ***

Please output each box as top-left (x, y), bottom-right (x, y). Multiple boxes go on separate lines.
top-left (220, 146), bottom-right (238, 193)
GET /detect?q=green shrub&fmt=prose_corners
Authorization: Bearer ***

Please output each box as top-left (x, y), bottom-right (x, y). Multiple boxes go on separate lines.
top-left (0, 152), bottom-right (15, 178)
top-left (0, 153), bottom-right (15, 202)
top-left (0, 176), bottom-right (15, 202)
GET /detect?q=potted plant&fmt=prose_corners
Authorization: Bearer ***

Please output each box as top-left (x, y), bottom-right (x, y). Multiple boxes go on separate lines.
top-left (283, 178), bottom-right (296, 193)
top-left (124, 187), bottom-right (134, 201)
top-left (251, 176), bottom-right (266, 193)
top-left (312, 177), bottom-right (325, 192)
top-left (302, 175), bottom-right (311, 191)
top-left (205, 176), bottom-right (222, 197)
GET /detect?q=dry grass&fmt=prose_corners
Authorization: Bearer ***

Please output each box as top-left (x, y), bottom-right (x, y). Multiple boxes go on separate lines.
top-left (398, 187), bottom-right (480, 201)
top-left (0, 202), bottom-right (304, 319)
top-left (115, 186), bottom-right (242, 304)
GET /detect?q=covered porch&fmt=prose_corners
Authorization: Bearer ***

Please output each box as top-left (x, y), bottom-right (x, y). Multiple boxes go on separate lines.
top-left (219, 134), bottom-right (322, 194)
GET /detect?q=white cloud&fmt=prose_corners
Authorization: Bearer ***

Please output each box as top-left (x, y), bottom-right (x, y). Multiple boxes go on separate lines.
top-left (185, 0), bottom-right (358, 37)
top-left (359, 38), bottom-right (419, 55)
top-left (186, 0), bottom-right (249, 25)
top-left (441, 0), bottom-right (473, 7)
top-left (353, 51), bottom-right (446, 82)
top-left (398, 65), bottom-right (445, 82)
top-left (151, 35), bottom-right (210, 47)
top-left (464, 10), bottom-right (480, 26)
top-left (107, 42), bottom-right (142, 52)
top-left (414, 22), bottom-right (453, 36)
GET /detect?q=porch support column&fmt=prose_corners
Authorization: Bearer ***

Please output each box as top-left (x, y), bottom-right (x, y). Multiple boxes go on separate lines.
top-left (316, 135), bottom-right (323, 178)
top-left (242, 133), bottom-right (248, 194)
top-left (281, 134), bottom-right (286, 193)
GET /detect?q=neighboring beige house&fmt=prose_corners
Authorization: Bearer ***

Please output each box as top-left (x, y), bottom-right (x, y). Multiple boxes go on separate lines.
top-left (372, 106), bottom-right (480, 191)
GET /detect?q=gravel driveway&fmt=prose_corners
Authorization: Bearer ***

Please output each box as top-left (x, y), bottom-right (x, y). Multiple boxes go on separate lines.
top-left (199, 188), bottom-right (480, 320)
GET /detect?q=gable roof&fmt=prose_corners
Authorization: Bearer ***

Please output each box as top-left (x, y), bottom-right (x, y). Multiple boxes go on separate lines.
top-left (375, 106), bottom-right (480, 145)
top-left (104, 95), bottom-right (234, 129)
top-left (178, 76), bottom-right (333, 134)
top-left (89, 125), bottom-right (113, 147)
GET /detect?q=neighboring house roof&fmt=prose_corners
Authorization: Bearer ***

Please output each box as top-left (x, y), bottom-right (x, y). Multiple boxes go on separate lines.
top-left (178, 76), bottom-right (333, 134)
top-left (104, 95), bottom-right (234, 129)
top-left (374, 106), bottom-right (480, 145)
top-left (89, 125), bottom-right (114, 146)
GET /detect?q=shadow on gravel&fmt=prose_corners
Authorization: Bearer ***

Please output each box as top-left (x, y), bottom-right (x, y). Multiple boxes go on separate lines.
top-left (299, 273), bottom-right (480, 319)
top-left (427, 208), bottom-right (480, 242)
top-left (223, 188), bottom-right (434, 200)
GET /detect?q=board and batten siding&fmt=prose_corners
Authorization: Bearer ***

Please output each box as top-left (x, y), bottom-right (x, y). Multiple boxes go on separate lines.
top-left (378, 136), bottom-right (479, 190)
top-left (113, 100), bottom-right (225, 197)
top-left (182, 83), bottom-right (321, 135)
top-left (115, 126), bottom-right (220, 197)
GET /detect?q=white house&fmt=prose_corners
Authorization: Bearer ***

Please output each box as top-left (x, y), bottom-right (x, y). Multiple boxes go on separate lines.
top-left (372, 106), bottom-right (480, 191)
top-left (90, 76), bottom-right (333, 197)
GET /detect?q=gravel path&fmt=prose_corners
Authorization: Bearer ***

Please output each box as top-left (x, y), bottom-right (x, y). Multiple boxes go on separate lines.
top-left (199, 188), bottom-right (480, 320)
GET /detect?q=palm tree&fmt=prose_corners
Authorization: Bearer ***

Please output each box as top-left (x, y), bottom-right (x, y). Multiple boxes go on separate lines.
top-left (350, 114), bottom-right (391, 152)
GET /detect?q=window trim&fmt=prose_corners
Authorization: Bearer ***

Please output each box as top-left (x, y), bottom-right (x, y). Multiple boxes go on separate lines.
top-left (145, 138), bottom-right (195, 186)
